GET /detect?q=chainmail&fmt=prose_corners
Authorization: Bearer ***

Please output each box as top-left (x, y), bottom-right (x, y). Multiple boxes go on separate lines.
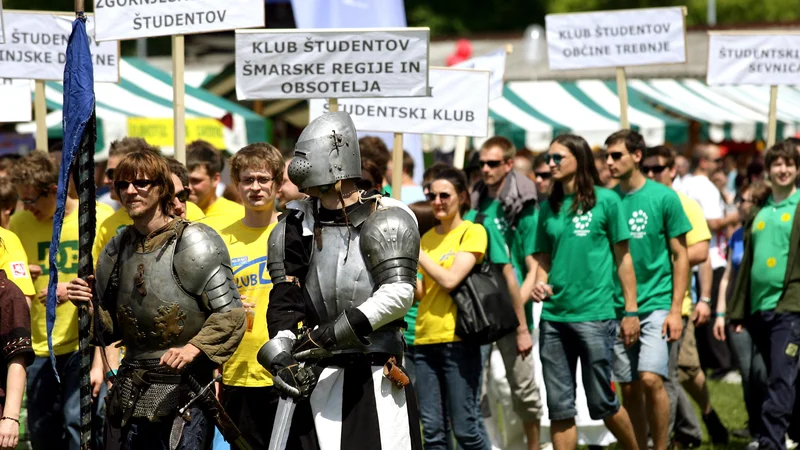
top-left (116, 359), bottom-right (182, 422)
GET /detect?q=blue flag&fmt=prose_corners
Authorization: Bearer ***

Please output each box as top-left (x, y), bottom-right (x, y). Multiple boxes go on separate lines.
top-left (47, 17), bottom-right (95, 376)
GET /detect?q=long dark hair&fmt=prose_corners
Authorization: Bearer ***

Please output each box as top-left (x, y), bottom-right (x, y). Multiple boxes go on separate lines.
top-left (408, 201), bottom-right (437, 235)
top-left (548, 134), bottom-right (600, 214)
top-left (430, 167), bottom-right (471, 216)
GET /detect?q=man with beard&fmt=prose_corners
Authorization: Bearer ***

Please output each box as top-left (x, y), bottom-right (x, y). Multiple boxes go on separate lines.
top-left (67, 149), bottom-right (246, 450)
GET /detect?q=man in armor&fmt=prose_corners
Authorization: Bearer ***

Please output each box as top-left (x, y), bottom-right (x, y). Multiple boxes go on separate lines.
top-left (67, 149), bottom-right (246, 450)
top-left (258, 111), bottom-right (422, 450)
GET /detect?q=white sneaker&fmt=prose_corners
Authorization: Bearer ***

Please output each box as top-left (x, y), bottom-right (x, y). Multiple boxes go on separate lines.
top-left (720, 371), bottom-right (743, 384)
top-left (746, 440), bottom-right (759, 450)
top-left (787, 436), bottom-right (798, 450)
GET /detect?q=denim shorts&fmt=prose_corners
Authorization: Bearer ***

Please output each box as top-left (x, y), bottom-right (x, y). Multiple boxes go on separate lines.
top-left (613, 309), bottom-right (670, 382)
top-left (539, 320), bottom-right (620, 421)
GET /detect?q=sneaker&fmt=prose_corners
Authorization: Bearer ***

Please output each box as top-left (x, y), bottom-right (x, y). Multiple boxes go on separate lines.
top-left (732, 427), bottom-right (752, 439)
top-left (702, 409), bottom-right (729, 444)
top-left (671, 434), bottom-right (702, 449)
top-left (746, 440), bottom-right (760, 450)
top-left (787, 436), bottom-right (798, 450)
top-left (720, 371), bottom-right (743, 384)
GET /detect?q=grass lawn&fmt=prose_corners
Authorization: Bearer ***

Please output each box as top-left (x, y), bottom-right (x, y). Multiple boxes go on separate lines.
top-left (586, 378), bottom-right (751, 449)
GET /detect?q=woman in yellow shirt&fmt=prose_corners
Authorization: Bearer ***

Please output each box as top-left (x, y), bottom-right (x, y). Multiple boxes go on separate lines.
top-left (416, 168), bottom-right (490, 450)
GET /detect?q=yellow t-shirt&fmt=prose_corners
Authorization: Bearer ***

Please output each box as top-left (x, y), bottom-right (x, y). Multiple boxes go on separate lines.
top-left (219, 220), bottom-right (277, 387)
top-left (0, 227), bottom-right (35, 297)
top-left (199, 198), bottom-right (245, 232)
top-left (10, 209), bottom-right (87, 357)
top-left (415, 221), bottom-right (487, 346)
top-left (678, 192), bottom-right (712, 317)
top-left (186, 202), bottom-right (205, 222)
top-left (96, 201), bottom-right (115, 222)
top-left (93, 202), bottom-right (206, 261)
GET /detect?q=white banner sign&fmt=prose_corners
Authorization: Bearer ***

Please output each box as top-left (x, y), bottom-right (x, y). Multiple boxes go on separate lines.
top-left (93, 0), bottom-right (265, 42)
top-left (308, 68), bottom-right (489, 137)
top-left (0, 11), bottom-right (119, 82)
top-left (236, 28), bottom-right (430, 100)
top-left (0, 78), bottom-right (31, 123)
top-left (707, 34), bottom-right (800, 86)
top-left (546, 7), bottom-right (686, 70)
top-left (454, 49), bottom-right (506, 100)
top-left (0, 0), bottom-right (5, 45)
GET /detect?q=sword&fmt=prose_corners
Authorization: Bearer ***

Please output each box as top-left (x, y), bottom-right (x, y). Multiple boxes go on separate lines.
top-left (268, 395), bottom-right (297, 450)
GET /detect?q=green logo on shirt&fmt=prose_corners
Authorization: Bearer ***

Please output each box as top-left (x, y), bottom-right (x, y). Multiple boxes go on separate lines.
top-left (628, 210), bottom-right (649, 238)
top-left (572, 211), bottom-right (593, 237)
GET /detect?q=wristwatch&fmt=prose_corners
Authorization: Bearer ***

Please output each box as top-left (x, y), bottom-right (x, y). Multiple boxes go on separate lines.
top-left (699, 297), bottom-right (711, 304)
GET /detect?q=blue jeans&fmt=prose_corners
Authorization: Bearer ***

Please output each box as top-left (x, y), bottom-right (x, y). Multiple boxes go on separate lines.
top-left (729, 323), bottom-right (767, 438)
top-left (539, 320), bottom-right (620, 421)
top-left (750, 311), bottom-right (800, 450)
top-left (27, 351), bottom-right (106, 450)
top-left (120, 406), bottom-right (210, 450)
top-left (415, 341), bottom-right (489, 450)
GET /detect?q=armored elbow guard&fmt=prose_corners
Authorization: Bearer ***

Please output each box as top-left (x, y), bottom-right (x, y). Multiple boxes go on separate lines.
top-left (360, 207), bottom-right (420, 287)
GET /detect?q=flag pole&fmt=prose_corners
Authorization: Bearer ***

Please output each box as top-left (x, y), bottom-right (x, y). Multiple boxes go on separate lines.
top-left (73, 1), bottom-right (95, 449)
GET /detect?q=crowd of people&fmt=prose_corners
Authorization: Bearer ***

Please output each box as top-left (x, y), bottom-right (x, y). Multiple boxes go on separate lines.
top-left (0, 110), bottom-right (796, 450)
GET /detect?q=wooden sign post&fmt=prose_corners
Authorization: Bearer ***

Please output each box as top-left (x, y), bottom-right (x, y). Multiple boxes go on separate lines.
top-left (34, 80), bottom-right (48, 150)
top-left (0, 11), bottom-right (120, 151)
top-left (546, 6), bottom-right (687, 131)
top-left (616, 67), bottom-right (630, 129)
top-left (707, 32), bottom-right (800, 148)
top-left (93, 0), bottom-right (266, 161)
top-left (172, 35), bottom-right (186, 162)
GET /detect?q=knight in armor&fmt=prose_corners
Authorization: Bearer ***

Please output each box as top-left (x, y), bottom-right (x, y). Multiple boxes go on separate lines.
top-left (257, 111), bottom-right (422, 450)
top-left (66, 149), bottom-right (246, 450)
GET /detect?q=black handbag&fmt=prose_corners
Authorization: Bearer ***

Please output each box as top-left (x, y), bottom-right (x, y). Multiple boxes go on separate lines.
top-left (449, 216), bottom-right (520, 345)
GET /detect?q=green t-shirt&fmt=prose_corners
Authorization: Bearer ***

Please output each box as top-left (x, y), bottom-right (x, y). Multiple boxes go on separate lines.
top-left (613, 180), bottom-right (692, 315)
top-left (535, 187), bottom-right (630, 322)
top-left (467, 199), bottom-right (538, 330)
top-left (463, 209), bottom-right (512, 266)
top-left (750, 190), bottom-right (800, 313)
top-left (405, 273), bottom-right (423, 346)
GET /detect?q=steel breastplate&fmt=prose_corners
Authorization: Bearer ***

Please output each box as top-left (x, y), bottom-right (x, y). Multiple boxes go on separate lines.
top-left (305, 224), bottom-right (404, 355)
top-left (116, 237), bottom-right (207, 360)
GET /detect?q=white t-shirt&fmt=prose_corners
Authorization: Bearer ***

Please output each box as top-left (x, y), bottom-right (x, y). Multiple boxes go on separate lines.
top-left (684, 174), bottom-right (727, 269)
top-left (672, 173), bottom-right (693, 195)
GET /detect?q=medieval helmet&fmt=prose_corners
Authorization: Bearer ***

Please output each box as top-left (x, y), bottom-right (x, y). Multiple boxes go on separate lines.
top-left (288, 111), bottom-right (361, 191)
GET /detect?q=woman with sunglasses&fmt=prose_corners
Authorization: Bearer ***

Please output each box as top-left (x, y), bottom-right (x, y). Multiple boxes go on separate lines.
top-left (713, 181), bottom-right (771, 447)
top-left (531, 134), bottom-right (639, 450)
top-left (415, 168), bottom-right (490, 450)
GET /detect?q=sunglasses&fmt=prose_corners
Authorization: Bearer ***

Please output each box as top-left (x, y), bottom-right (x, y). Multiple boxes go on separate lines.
top-left (114, 179), bottom-right (156, 191)
top-left (174, 189), bottom-right (190, 203)
top-left (20, 191), bottom-right (47, 205)
top-left (545, 154), bottom-right (564, 165)
top-left (105, 168), bottom-right (115, 181)
top-left (534, 171), bottom-right (553, 180)
top-left (608, 151), bottom-right (625, 161)
top-left (425, 192), bottom-right (452, 202)
top-left (479, 160), bottom-right (504, 169)
top-left (641, 165), bottom-right (667, 174)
